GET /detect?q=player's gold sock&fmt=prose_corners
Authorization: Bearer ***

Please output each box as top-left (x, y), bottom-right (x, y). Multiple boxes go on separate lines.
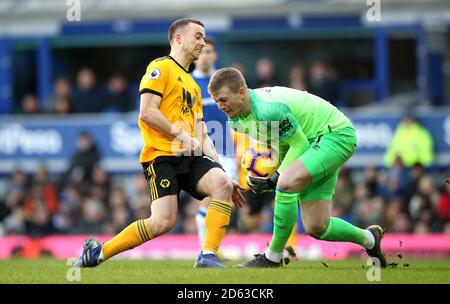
top-left (101, 219), bottom-right (153, 260)
top-left (203, 200), bottom-right (232, 254)
top-left (286, 222), bottom-right (298, 248)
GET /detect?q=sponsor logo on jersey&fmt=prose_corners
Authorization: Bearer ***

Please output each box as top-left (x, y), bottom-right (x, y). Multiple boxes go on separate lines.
top-left (180, 104), bottom-right (191, 116)
top-left (279, 118), bottom-right (293, 137)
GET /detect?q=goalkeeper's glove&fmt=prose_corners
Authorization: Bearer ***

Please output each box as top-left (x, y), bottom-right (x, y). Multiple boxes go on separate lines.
top-left (246, 171), bottom-right (280, 194)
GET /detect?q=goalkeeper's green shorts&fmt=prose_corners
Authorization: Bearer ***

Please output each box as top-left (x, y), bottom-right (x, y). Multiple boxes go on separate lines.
top-left (299, 126), bottom-right (357, 203)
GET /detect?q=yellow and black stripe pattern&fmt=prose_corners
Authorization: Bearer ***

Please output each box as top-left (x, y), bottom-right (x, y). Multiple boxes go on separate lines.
top-left (146, 161), bottom-right (159, 201)
top-left (137, 219), bottom-right (153, 242)
top-left (209, 200), bottom-right (232, 216)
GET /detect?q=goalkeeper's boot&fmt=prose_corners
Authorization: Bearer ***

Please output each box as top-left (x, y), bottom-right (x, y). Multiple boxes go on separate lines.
top-left (283, 245), bottom-right (297, 265)
top-left (74, 237), bottom-right (102, 268)
top-left (233, 253), bottom-right (282, 268)
top-left (366, 225), bottom-right (387, 268)
top-left (194, 253), bottom-right (226, 268)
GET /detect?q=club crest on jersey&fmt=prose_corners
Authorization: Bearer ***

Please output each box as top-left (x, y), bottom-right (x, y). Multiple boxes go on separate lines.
top-left (149, 68), bottom-right (161, 80)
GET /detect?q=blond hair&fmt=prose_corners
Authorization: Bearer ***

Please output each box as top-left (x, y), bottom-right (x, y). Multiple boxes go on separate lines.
top-left (208, 67), bottom-right (247, 95)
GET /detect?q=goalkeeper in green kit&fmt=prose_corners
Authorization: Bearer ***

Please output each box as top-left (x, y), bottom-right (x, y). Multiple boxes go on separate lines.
top-left (208, 67), bottom-right (387, 268)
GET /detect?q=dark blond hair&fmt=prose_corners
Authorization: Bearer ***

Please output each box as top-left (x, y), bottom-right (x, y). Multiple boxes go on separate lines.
top-left (168, 18), bottom-right (204, 43)
top-left (208, 67), bottom-right (247, 95)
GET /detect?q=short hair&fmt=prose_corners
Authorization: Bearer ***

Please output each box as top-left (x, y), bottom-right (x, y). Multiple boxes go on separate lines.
top-left (168, 18), bottom-right (204, 43)
top-left (208, 68), bottom-right (247, 95)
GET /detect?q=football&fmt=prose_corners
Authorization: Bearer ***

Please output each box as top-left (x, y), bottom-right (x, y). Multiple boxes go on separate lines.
top-left (241, 143), bottom-right (279, 177)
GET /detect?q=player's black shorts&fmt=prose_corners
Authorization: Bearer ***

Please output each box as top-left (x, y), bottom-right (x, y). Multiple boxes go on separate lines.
top-left (245, 190), bottom-right (275, 215)
top-left (142, 155), bottom-right (223, 201)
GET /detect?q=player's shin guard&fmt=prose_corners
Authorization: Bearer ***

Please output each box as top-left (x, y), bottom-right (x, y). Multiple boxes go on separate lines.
top-left (101, 219), bottom-right (153, 260)
top-left (269, 189), bottom-right (299, 253)
top-left (318, 217), bottom-right (367, 246)
top-left (203, 200), bottom-right (232, 254)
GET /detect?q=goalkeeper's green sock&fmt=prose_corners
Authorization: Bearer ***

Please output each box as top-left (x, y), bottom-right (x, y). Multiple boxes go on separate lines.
top-left (265, 189), bottom-right (299, 263)
top-left (319, 217), bottom-right (375, 248)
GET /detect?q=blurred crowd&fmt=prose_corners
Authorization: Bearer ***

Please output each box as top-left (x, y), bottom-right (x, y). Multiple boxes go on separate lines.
top-left (16, 57), bottom-right (340, 115)
top-left (18, 68), bottom-right (138, 115)
top-left (3, 55), bottom-right (450, 237)
top-left (0, 128), bottom-right (449, 237)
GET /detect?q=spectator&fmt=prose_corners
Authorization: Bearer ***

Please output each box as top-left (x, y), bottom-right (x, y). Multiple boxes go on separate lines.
top-left (0, 170), bottom-right (28, 235)
top-left (104, 186), bottom-right (132, 234)
top-left (306, 60), bottom-right (339, 105)
top-left (107, 186), bottom-right (129, 211)
top-left (48, 77), bottom-right (72, 113)
top-left (384, 114), bottom-right (434, 168)
top-left (89, 166), bottom-right (111, 202)
top-left (54, 96), bottom-right (73, 115)
top-left (391, 213), bottom-right (413, 233)
top-left (408, 174), bottom-right (439, 231)
top-left (10, 169), bottom-right (28, 192)
top-left (128, 173), bottom-right (150, 216)
top-left (288, 64), bottom-right (306, 91)
top-left (64, 131), bottom-right (101, 187)
top-left (20, 94), bottom-right (40, 114)
top-left (102, 73), bottom-right (134, 113)
top-left (381, 156), bottom-right (409, 199)
top-left (384, 197), bottom-right (405, 232)
top-left (25, 204), bottom-right (54, 236)
top-left (363, 166), bottom-right (381, 198)
top-left (403, 163), bottom-right (426, 205)
top-left (333, 167), bottom-right (356, 216)
top-left (254, 57), bottom-right (278, 88)
top-left (353, 195), bottom-right (384, 229)
top-left (75, 197), bottom-right (107, 234)
top-left (437, 179), bottom-right (450, 227)
top-left (2, 208), bottom-right (26, 235)
top-left (23, 166), bottom-right (58, 217)
top-left (0, 187), bottom-right (26, 234)
top-left (52, 183), bottom-right (81, 234)
top-left (71, 67), bottom-right (103, 113)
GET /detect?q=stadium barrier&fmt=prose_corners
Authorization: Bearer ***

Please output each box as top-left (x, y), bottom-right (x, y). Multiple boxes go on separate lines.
top-left (1, 234), bottom-right (450, 260)
top-left (1, 110), bottom-right (450, 173)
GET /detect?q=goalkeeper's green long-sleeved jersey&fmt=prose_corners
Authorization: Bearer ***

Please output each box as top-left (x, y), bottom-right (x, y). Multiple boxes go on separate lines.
top-left (228, 87), bottom-right (352, 172)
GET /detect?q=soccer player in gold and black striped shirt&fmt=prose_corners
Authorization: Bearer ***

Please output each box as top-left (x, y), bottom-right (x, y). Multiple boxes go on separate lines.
top-left (75, 18), bottom-right (245, 269)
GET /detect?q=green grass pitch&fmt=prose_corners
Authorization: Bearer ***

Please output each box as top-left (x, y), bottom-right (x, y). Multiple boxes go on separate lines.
top-left (1, 258), bottom-right (449, 284)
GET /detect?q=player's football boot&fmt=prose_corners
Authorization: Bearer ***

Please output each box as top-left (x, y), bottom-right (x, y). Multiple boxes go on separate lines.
top-left (194, 253), bottom-right (226, 268)
top-left (366, 225), bottom-right (387, 268)
top-left (283, 245), bottom-right (297, 265)
top-left (74, 237), bottom-right (102, 268)
top-left (215, 250), bottom-right (229, 263)
top-left (233, 253), bottom-right (282, 268)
